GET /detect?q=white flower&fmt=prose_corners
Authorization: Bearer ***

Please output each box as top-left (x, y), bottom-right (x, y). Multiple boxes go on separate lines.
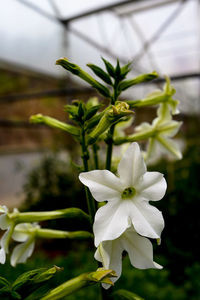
top-left (79, 142), bottom-right (166, 246)
top-left (136, 104), bottom-right (182, 164)
top-left (0, 205), bottom-right (15, 264)
top-left (11, 223), bottom-right (39, 267)
top-left (144, 76), bottom-right (179, 115)
top-left (95, 226), bottom-right (162, 289)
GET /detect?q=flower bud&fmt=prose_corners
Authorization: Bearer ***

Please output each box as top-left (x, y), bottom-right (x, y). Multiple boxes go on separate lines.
top-left (56, 58), bottom-right (110, 98)
top-left (30, 114), bottom-right (80, 136)
top-left (87, 102), bottom-right (134, 144)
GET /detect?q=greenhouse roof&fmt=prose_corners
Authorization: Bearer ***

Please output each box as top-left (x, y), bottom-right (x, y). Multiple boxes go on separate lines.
top-left (0, 0), bottom-right (199, 112)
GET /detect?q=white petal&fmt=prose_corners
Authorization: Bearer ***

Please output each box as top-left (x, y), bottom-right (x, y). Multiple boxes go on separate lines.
top-left (79, 170), bottom-right (123, 202)
top-left (0, 248), bottom-right (6, 264)
top-left (0, 229), bottom-right (10, 253)
top-left (0, 215), bottom-right (10, 230)
top-left (0, 205), bottom-right (8, 213)
top-left (93, 201), bottom-right (129, 247)
top-left (159, 120), bottom-right (182, 138)
top-left (95, 240), bottom-right (123, 289)
top-left (128, 198), bottom-right (164, 239)
top-left (122, 229), bottom-right (162, 269)
top-left (137, 172), bottom-right (167, 201)
top-left (12, 225), bottom-right (29, 242)
top-left (118, 143), bottom-right (146, 186)
top-left (10, 239), bottom-right (35, 267)
top-left (157, 136), bottom-right (182, 159)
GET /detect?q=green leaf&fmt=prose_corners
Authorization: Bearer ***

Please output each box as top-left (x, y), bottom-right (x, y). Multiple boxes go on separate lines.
top-left (0, 276), bottom-right (10, 288)
top-left (84, 104), bottom-right (102, 121)
top-left (87, 63), bottom-right (112, 85)
top-left (78, 101), bottom-right (85, 121)
top-left (120, 62), bottom-right (132, 79)
top-left (33, 266), bottom-right (63, 284)
top-left (85, 111), bottom-right (104, 131)
top-left (113, 289), bottom-right (144, 300)
top-left (12, 268), bottom-right (48, 291)
top-left (101, 57), bottom-right (116, 78)
top-left (10, 290), bottom-right (22, 299)
top-left (115, 59), bottom-right (121, 79)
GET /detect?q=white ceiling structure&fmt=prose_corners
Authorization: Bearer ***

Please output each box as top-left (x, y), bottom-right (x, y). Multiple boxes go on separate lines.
top-left (0, 0), bottom-right (199, 113)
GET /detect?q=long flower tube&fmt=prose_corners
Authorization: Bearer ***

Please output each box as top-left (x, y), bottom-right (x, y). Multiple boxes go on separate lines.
top-left (10, 223), bottom-right (93, 267)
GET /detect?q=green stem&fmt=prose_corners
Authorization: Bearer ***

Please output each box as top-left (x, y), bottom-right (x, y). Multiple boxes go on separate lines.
top-left (81, 128), bottom-right (96, 222)
top-left (92, 144), bottom-right (99, 169)
top-left (105, 82), bottom-right (119, 171)
top-left (105, 125), bottom-right (115, 170)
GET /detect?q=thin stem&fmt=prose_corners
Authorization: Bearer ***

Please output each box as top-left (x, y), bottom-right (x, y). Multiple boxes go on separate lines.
top-left (92, 143), bottom-right (99, 169)
top-left (105, 83), bottom-right (118, 171)
top-left (105, 125), bottom-right (115, 171)
top-left (81, 128), bottom-right (96, 222)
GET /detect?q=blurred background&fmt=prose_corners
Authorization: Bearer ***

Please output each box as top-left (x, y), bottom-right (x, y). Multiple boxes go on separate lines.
top-left (0, 0), bottom-right (200, 299)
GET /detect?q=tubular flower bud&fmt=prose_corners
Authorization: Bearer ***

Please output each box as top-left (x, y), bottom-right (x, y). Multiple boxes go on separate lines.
top-left (88, 102), bottom-right (134, 144)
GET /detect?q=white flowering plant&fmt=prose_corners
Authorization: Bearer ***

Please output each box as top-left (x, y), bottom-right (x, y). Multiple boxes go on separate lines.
top-left (0, 58), bottom-right (183, 300)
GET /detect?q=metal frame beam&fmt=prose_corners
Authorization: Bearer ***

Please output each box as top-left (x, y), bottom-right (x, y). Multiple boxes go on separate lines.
top-left (61, 0), bottom-right (147, 24)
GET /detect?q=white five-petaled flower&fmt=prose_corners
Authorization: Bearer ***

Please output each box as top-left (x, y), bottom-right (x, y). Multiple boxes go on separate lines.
top-left (79, 142), bottom-right (166, 247)
top-left (0, 205), bottom-right (16, 264)
top-left (135, 104), bottom-right (182, 164)
top-left (11, 223), bottom-right (40, 267)
top-left (95, 226), bottom-right (162, 289)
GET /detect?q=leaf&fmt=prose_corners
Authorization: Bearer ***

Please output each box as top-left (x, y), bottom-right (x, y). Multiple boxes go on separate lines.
top-left (120, 62), bottom-right (132, 80)
top-left (0, 276), bottom-right (10, 288)
top-left (33, 266), bottom-right (63, 284)
top-left (87, 64), bottom-right (112, 85)
top-left (12, 268), bottom-right (47, 291)
top-left (113, 289), bottom-right (144, 300)
top-left (85, 112), bottom-right (104, 131)
top-left (101, 57), bottom-right (115, 78)
top-left (115, 59), bottom-right (121, 79)
top-left (84, 105), bottom-right (102, 121)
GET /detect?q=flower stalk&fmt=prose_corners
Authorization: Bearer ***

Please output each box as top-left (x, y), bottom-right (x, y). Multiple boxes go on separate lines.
top-left (8, 208), bottom-right (90, 224)
top-left (41, 269), bottom-right (117, 300)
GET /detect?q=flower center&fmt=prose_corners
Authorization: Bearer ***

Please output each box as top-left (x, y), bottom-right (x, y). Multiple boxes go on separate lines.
top-left (121, 187), bottom-right (136, 199)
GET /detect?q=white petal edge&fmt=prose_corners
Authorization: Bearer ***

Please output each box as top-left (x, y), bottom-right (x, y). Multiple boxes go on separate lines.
top-left (93, 201), bottom-right (129, 247)
top-left (95, 239), bottom-right (123, 289)
top-left (137, 172), bottom-right (167, 201)
top-left (79, 170), bottom-right (123, 202)
top-left (118, 142), bottom-right (146, 186)
top-left (0, 248), bottom-right (6, 264)
top-left (0, 215), bottom-right (11, 230)
top-left (11, 239), bottom-right (35, 267)
top-left (122, 229), bottom-right (162, 269)
top-left (128, 198), bottom-right (164, 239)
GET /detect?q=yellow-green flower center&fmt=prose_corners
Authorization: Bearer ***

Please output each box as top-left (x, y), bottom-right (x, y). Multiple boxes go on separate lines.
top-left (121, 187), bottom-right (136, 199)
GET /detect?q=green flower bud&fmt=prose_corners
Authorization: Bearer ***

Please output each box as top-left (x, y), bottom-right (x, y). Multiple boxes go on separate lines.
top-left (30, 114), bottom-right (80, 136)
top-left (56, 58), bottom-right (110, 98)
top-left (87, 102), bottom-right (134, 144)
top-left (118, 71), bottom-right (158, 91)
top-left (41, 268), bottom-right (117, 300)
